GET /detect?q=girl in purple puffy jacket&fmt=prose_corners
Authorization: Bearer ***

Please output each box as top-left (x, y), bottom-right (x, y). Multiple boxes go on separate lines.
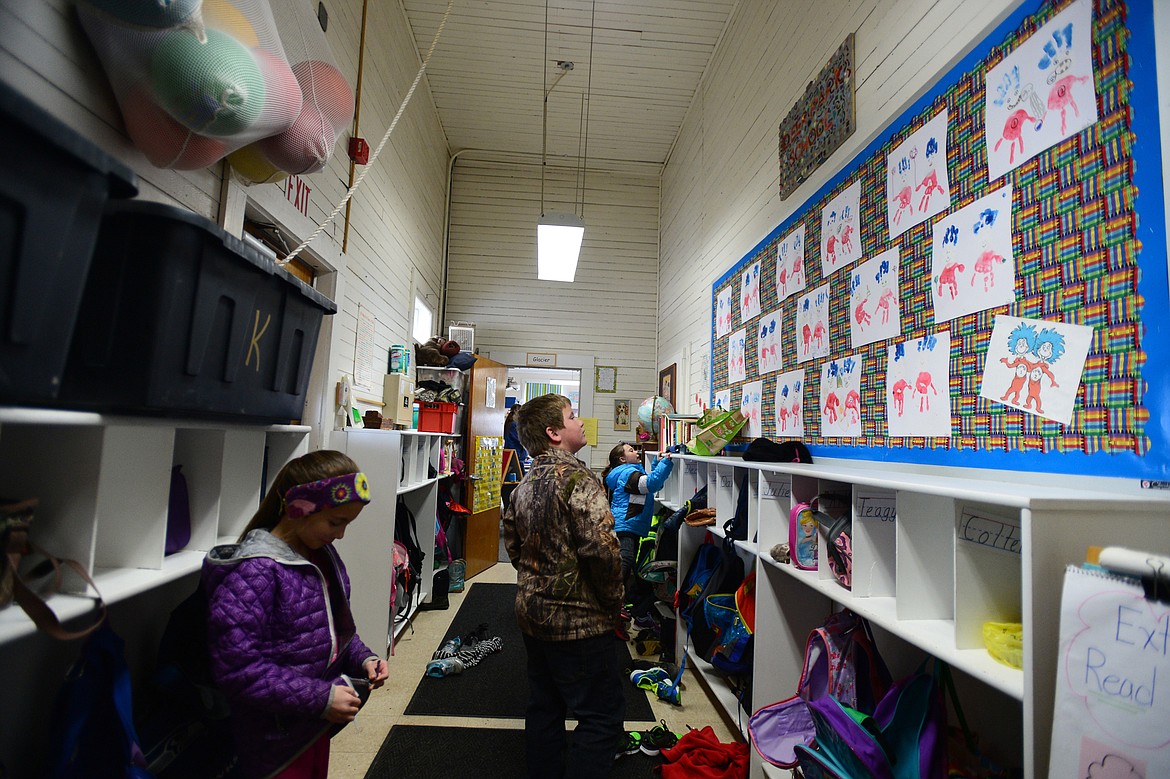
top-left (202, 450), bottom-right (389, 779)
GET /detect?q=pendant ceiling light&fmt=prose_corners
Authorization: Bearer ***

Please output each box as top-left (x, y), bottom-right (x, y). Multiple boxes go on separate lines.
top-left (537, 0), bottom-right (594, 282)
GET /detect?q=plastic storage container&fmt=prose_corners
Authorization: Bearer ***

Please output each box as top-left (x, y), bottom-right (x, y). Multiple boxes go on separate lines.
top-left (0, 80), bottom-right (138, 404)
top-left (418, 401), bottom-right (458, 433)
top-left (60, 201), bottom-right (337, 422)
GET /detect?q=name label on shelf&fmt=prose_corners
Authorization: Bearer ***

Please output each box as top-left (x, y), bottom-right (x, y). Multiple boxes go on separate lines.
top-left (958, 509), bottom-right (1021, 556)
top-left (685, 462), bottom-right (699, 476)
top-left (856, 490), bottom-right (896, 522)
top-left (720, 474), bottom-right (733, 488)
top-left (762, 478), bottom-right (791, 500)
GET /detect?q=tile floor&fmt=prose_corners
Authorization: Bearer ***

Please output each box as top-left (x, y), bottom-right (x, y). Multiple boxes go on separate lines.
top-left (328, 562), bottom-right (745, 778)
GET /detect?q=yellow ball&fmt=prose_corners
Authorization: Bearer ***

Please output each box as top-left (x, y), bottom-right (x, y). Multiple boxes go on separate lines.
top-left (201, 0), bottom-right (259, 48)
top-left (228, 143), bottom-right (288, 184)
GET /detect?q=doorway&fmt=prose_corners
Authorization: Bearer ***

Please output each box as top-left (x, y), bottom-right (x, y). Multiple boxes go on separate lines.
top-left (504, 366), bottom-right (582, 411)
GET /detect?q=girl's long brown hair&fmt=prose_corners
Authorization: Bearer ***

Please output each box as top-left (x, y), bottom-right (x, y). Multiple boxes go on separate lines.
top-left (238, 450), bottom-right (362, 542)
top-left (600, 443), bottom-right (629, 486)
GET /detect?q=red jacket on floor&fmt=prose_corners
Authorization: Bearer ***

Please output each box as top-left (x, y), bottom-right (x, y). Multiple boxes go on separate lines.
top-left (659, 725), bottom-right (750, 779)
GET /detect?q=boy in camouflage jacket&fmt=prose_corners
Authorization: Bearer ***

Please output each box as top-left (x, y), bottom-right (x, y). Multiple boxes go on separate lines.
top-left (502, 393), bottom-right (624, 778)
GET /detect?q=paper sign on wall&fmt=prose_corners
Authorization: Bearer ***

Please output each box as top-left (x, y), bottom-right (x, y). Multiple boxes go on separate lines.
top-left (1048, 566), bottom-right (1170, 779)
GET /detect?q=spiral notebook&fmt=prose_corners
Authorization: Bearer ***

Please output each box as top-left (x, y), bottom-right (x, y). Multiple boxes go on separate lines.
top-left (1048, 565), bottom-right (1170, 779)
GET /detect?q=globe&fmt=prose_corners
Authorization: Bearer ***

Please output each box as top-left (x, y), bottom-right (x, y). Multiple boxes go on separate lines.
top-left (637, 395), bottom-right (674, 433)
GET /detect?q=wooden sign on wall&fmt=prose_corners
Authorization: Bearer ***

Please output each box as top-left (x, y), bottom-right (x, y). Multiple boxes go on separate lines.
top-left (778, 33), bottom-right (856, 200)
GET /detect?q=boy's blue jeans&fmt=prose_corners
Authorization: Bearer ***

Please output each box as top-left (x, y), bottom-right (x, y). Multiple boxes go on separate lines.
top-left (521, 632), bottom-right (624, 779)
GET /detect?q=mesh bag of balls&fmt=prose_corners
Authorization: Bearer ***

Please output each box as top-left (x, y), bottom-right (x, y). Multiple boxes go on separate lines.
top-left (75, 0), bottom-right (352, 177)
top-left (228, 0), bottom-right (354, 183)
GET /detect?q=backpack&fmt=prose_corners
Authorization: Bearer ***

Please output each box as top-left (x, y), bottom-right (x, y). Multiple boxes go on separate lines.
top-left (393, 497), bottom-right (425, 621)
top-left (636, 508), bottom-right (677, 599)
top-left (789, 502), bottom-right (820, 570)
top-left (818, 511), bottom-right (852, 589)
top-left (794, 660), bottom-right (948, 779)
top-left (139, 587), bottom-right (239, 779)
top-left (702, 571), bottom-right (755, 675)
top-left (748, 610), bottom-right (891, 769)
top-left (48, 620), bottom-right (154, 779)
top-left (677, 538), bottom-right (743, 663)
top-left (722, 470), bottom-right (751, 542)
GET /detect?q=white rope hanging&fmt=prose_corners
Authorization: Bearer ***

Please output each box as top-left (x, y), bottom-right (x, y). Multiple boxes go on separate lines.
top-left (284, 0), bottom-right (456, 263)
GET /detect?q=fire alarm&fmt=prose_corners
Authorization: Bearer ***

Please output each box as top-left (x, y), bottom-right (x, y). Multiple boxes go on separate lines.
top-left (348, 137), bottom-right (369, 165)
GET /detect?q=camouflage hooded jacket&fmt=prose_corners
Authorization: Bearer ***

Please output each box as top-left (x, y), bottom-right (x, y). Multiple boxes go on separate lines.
top-left (502, 447), bottom-right (623, 641)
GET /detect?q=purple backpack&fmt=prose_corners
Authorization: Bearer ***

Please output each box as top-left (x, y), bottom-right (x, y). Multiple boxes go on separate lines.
top-left (748, 610), bottom-right (891, 768)
top-left (794, 661), bottom-right (948, 779)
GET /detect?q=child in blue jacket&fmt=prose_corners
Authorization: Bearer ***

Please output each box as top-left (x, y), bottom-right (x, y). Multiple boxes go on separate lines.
top-left (602, 443), bottom-right (673, 623)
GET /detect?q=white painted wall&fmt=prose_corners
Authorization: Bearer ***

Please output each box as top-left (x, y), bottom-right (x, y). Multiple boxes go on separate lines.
top-left (659, 0), bottom-right (1025, 409)
top-left (443, 155), bottom-right (661, 467)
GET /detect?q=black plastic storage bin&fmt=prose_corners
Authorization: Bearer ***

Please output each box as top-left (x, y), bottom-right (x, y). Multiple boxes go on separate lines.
top-left (61, 201), bottom-right (337, 422)
top-left (0, 79), bottom-right (137, 403)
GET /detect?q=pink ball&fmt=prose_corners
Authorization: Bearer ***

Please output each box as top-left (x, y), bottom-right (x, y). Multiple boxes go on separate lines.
top-left (293, 59), bottom-right (355, 130)
top-left (121, 87), bottom-right (226, 170)
top-left (258, 59), bottom-right (352, 175)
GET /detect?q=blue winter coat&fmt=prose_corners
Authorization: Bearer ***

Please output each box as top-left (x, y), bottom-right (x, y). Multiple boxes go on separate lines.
top-left (202, 530), bottom-right (377, 779)
top-left (605, 456), bottom-right (674, 537)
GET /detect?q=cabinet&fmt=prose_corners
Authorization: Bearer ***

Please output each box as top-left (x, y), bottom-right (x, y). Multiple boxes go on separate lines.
top-left (329, 428), bottom-right (446, 655)
top-left (659, 454), bottom-right (1170, 779)
top-left (0, 407), bottom-right (309, 645)
top-left (0, 406), bottom-right (310, 775)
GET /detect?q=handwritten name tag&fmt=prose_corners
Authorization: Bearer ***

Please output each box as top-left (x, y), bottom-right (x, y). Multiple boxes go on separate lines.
top-left (958, 509), bottom-right (1021, 556)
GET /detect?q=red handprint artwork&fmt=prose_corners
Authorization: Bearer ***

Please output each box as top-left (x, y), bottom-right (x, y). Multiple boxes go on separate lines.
top-left (845, 390), bottom-right (860, 423)
top-left (914, 371), bottom-right (937, 412)
top-left (937, 261), bottom-right (965, 300)
top-left (993, 109), bottom-right (1038, 165)
top-left (917, 169), bottom-right (946, 212)
top-left (891, 378), bottom-right (910, 416)
top-left (823, 392), bottom-right (841, 424)
top-left (1047, 74), bottom-right (1091, 134)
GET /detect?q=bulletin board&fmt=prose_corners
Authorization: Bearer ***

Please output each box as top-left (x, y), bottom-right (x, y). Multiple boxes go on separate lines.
top-left (709, 0), bottom-right (1170, 478)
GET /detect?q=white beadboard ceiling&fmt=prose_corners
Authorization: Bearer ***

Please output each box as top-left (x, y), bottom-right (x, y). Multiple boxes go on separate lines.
top-left (399, 0), bottom-right (738, 169)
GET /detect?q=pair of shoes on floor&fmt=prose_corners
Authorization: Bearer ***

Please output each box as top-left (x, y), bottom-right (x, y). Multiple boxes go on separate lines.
top-left (424, 656), bottom-right (465, 678)
top-left (629, 667), bottom-right (681, 706)
top-left (615, 720), bottom-right (682, 758)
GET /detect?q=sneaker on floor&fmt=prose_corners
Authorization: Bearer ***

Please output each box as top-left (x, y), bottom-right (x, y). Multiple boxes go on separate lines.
top-left (638, 720), bottom-right (681, 755)
top-left (619, 606), bottom-right (632, 621)
top-left (432, 635), bottom-right (462, 659)
top-left (629, 667), bottom-right (671, 691)
top-left (614, 624), bottom-right (631, 642)
top-left (615, 731), bottom-right (643, 758)
top-left (424, 656), bottom-right (465, 678)
top-left (632, 613), bottom-right (659, 631)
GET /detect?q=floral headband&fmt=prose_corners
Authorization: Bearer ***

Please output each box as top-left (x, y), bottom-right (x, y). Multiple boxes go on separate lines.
top-left (284, 472), bottom-right (371, 519)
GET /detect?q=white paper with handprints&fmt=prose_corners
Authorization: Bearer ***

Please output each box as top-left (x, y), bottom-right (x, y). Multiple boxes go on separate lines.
top-left (776, 224), bottom-right (807, 302)
top-left (979, 315), bottom-right (1092, 424)
top-left (756, 309), bottom-right (783, 374)
top-left (985, 0), bottom-right (1097, 181)
top-left (716, 287), bottom-right (734, 338)
top-left (850, 249), bottom-right (902, 348)
top-left (741, 261), bottom-right (761, 321)
top-left (796, 283), bottom-right (831, 363)
top-left (887, 332), bottom-right (952, 437)
top-left (740, 380), bottom-right (763, 439)
top-left (728, 328), bottom-right (747, 384)
top-left (820, 182), bottom-right (862, 276)
top-left (931, 186), bottom-right (1016, 322)
top-left (714, 389), bottom-right (730, 411)
top-left (886, 110), bottom-right (950, 239)
top-left (820, 354), bottom-right (862, 438)
top-left (775, 369), bottom-right (806, 438)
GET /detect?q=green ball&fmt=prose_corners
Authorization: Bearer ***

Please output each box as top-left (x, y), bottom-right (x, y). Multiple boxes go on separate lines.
top-left (84, 0), bottom-right (201, 28)
top-left (151, 28), bottom-right (266, 137)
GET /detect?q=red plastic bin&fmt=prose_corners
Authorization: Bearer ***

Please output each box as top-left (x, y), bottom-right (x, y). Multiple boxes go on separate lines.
top-left (417, 401), bottom-right (458, 433)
